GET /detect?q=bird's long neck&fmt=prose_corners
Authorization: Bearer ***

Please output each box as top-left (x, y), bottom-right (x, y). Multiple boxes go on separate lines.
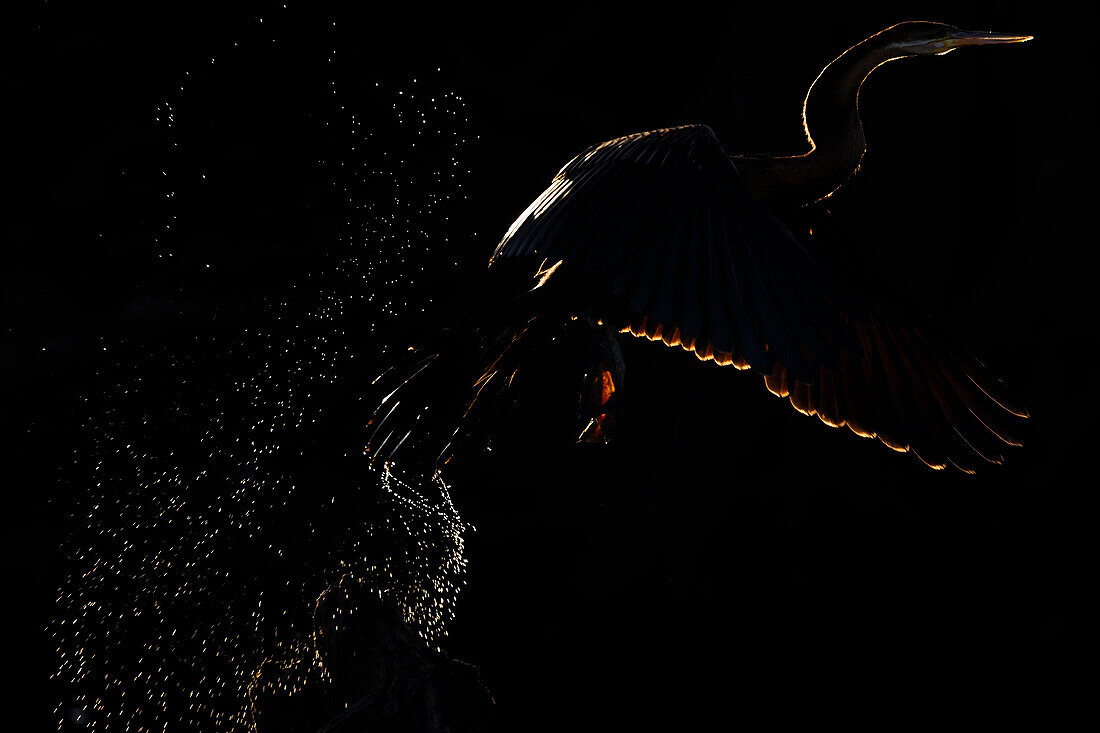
top-left (738, 35), bottom-right (901, 209)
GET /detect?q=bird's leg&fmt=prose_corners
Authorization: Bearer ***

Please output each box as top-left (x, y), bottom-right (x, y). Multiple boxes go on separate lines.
top-left (572, 313), bottom-right (626, 445)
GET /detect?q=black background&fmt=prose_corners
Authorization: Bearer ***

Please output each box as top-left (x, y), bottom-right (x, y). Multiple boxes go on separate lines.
top-left (6, 0), bottom-right (1092, 729)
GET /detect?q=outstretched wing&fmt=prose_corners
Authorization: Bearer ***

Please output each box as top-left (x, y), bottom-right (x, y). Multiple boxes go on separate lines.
top-left (491, 125), bottom-right (1027, 470)
top-left (492, 125), bottom-right (859, 378)
top-left (765, 207), bottom-right (1029, 472)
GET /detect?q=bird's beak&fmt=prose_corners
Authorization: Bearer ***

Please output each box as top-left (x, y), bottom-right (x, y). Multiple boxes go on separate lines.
top-left (944, 29), bottom-right (1034, 49)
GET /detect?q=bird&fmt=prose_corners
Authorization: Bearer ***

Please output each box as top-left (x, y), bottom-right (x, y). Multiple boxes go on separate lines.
top-left (366, 21), bottom-right (1032, 474)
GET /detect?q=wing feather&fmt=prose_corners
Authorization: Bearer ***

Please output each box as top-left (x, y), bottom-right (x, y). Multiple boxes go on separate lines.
top-left (491, 125), bottom-right (1026, 470)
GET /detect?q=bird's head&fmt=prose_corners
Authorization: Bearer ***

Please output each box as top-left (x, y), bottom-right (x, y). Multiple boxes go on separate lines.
top-left (876, 21), bottom-right (1032, 57)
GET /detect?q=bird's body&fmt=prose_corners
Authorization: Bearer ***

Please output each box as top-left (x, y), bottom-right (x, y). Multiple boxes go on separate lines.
top-left (367, 21), bottom-right (1032, 472)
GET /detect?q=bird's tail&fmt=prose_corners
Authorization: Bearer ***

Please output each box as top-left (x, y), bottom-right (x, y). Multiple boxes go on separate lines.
top-left (364, 315), bottom-right (538, 469)
top-left (363, 260), bottom-right (626, 469)
top-left (363, 257), bottom-right (565, 467)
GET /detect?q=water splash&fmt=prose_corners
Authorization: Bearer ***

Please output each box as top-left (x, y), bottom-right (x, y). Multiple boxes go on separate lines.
top-left (50, 6), bottom-right (475, 731)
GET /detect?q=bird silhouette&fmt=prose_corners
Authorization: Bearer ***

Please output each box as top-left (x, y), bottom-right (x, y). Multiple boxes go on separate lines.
top-left (367, 21), bottom-right (1032, 473)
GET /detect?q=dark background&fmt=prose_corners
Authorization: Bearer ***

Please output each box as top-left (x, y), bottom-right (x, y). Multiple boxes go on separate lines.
top-left (6, 0), bottom-right (1092, 729)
